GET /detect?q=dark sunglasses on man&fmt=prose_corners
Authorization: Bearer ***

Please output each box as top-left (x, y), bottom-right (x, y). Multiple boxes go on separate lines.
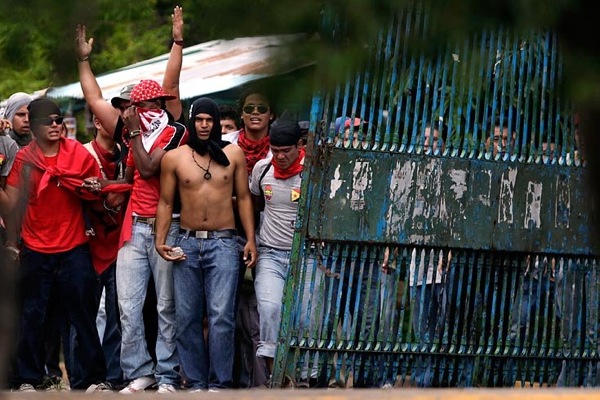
top-left (242, 104), bottom-right (269, 114)
top-left (34, 116), bottom-right (64, 126)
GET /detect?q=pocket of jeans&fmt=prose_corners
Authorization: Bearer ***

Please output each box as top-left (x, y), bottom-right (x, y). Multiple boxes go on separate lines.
top-left (216, 237), bottom-right (238, 250)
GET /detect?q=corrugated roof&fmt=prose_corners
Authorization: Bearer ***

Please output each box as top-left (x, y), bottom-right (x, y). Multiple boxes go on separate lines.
top-left (45, 33), bottom-right (312, 101)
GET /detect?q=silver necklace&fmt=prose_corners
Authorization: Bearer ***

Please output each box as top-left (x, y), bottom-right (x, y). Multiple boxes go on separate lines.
top-left (191, 149), bottom-right (212, 180)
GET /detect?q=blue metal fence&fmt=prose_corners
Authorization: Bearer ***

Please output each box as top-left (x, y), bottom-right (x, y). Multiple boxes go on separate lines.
top-left (272, 3), bottom-right (599, 388)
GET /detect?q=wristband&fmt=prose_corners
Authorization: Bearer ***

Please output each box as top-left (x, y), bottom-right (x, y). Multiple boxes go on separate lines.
top-left (128, 129), bottom-right (141, 138)
top-left (77, 56), bottom-right (89, 62)
top-left (174, 39), bottom-right (184, 46)
top-left (103, 200), bottom-right (120, 213)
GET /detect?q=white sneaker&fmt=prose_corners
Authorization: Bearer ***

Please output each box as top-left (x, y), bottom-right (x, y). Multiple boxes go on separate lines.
top-left (157, 384), bottom-right (177, 394)
top-left (119, 376), bottom-right (156, 394)
top-left (208, 388), bottom-right (220, 393)
top-left (17, 383), bottom-right (36, 392)
top-left (86, 382), bottom-right (114, 393)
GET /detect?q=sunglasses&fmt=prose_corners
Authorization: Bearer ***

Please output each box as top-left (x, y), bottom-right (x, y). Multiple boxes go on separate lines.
top-left (35, 116), bottom-right (64, 126)
top-left (242, 104), bottom-right (269, 114)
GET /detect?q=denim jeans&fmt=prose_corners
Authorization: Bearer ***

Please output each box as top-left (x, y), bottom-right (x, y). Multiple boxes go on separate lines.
top-left (116, 221), bottom-right (179, 386)
top-left (14, 244), bottom-right (106, 389)
top-left (254, 246), bottom-right (291, 359)
top-left (411, 282), bottom-right (444, 387)
top-left (322, 250), bottom-right (382, 387)
top-left (172, 233), bottom-right (239, 390)
top-left (296, 253), bottom-right (325, 381)
top-left (97, 263), bottom-right (124, 385)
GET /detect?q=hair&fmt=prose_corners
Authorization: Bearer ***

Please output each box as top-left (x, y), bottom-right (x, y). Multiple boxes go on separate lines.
top-left (218, 104), bottom-right (241, 129)
top-left (237, 85), bottom-right (275, 116)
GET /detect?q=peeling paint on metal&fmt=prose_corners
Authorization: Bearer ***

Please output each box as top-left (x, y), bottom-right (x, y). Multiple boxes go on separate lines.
top-left (449, 169), bottom-right (468, 200)
top-left (477, 169), bottom-right (493, 206)
top-left (385, 160), bottom-right (415, 236)
top-left (524, 181), bottom-right (543, 229)
top-left (555, 175), bottom-right (571, 229)
top-left (498, 167), bottom-right (518, 224)
top-left (329, 164), bottom-right (343, 199)
top-left (350, 160), bottom-right (372, 211)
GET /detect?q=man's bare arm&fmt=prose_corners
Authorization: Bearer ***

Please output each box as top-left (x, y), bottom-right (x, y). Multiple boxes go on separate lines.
top-left (155, 152), bottom-right (181, 261)
top-left (75, 24), bottom-right (119, 135)
top-left (0, 185), bottom-right (21, 214)
top-left (122, 106), bottom-right (166, 179)
top-left (231, 147), bottom-right (257, 267)
top-left (163, 6), bottom-right (184, 121)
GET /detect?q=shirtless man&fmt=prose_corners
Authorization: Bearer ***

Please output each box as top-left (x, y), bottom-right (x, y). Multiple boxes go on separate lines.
top-left (155, 97), bottom-right (257, 391)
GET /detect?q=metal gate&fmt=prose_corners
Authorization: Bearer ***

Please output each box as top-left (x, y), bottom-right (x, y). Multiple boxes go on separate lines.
top-left (272, 2), bottom-right (600, 388)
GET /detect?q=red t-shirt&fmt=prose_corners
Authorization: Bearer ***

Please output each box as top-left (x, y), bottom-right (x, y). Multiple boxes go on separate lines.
top-left (126, 123), bottom-right (187, 216)
top-left (7, 147), bottom-right (99, 253)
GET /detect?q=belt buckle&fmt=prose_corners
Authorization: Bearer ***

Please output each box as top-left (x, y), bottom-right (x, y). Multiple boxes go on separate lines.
top-left (194, 230), bottom-right (208, 239)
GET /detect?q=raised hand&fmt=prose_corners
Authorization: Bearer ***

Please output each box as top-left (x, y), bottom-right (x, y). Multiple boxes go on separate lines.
top-left (172, 6), bottom-right (183, 42)
top-left (75, 24), bottom-right (94, 60)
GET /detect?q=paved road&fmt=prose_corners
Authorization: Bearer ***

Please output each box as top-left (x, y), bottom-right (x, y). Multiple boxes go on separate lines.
top-left (4, 388), bottom-right (600, 399)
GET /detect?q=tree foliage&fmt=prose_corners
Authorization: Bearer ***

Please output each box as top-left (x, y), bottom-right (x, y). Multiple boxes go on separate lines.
top-left (0, 0), bottom-right (324, 99)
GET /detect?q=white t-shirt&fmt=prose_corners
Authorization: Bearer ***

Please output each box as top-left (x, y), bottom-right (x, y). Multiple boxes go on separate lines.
top-left (250, 158), bottom-right (302, 250)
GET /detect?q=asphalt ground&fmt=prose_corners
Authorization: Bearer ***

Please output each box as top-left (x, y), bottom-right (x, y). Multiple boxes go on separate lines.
top-left (3, 388), bottom-right (600, 399)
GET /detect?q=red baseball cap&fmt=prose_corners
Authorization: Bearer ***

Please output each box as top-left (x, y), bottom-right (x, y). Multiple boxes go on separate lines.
top-left (344, 117), bottom-right (363, 128)
top-left (130, 80), bottom-right (177, 104)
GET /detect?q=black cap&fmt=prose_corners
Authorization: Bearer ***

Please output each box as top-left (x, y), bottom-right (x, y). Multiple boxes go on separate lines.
top-left (28, 98), bottom-right (61, 122)
top-left (269, 116), bottom-right (301, 147)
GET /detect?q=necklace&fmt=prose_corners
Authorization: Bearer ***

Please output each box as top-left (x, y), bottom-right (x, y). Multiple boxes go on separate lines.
top-left (191, 149), bottom-right (212, 180)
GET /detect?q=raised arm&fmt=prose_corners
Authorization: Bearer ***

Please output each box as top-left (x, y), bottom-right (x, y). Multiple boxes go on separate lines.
top-left (162, 6), bottom-right (184, 121)
top-left (75, 24), bottom-right (120, 135)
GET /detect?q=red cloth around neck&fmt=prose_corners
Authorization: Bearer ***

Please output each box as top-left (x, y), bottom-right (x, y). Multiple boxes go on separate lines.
top-left (237, 128), bottom-right (270, 175)
top-left (272, 147), bottom-right (305, 179)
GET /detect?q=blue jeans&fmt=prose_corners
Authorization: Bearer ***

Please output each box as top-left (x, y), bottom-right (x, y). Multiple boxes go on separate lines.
top-left (97, 263), bottom-right (124, 385)
top-left (296, 252), bottom-right (325, 381)
top-left (116, 221), bottom-right (179, 386)
top-left (411, 282), bottom-right (444, 387)
top-left (14, 244), bottom-right (106, 389)
top-left (172, 233), bottom-right (239, 389)
top-left (322, 250), bottom-right (382, 387)
top-left (254, 246), bottom-right (291, 359)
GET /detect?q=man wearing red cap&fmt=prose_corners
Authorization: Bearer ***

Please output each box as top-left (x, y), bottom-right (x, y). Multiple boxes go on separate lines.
top-left (116, 79), bottom-right (187, 394)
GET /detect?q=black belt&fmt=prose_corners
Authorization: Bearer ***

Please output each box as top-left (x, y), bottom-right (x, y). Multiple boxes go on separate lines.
top-left (133, 216), bottom-right (180, 225)
top-left (179, 228), bottom-right (237, 239)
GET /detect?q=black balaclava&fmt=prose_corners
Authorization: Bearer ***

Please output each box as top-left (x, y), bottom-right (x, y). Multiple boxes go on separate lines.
top-left (187, 97), bottom-right (230, 166)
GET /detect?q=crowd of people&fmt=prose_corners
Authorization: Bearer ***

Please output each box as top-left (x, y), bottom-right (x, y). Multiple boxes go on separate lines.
top-left (0, 5), bottom-right (311, 393)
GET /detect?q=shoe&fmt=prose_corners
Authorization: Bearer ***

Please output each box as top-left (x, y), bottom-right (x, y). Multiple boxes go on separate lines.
top-left (17, 383), bottom-right (36, 392)
top-left (189, 388), bottom-right (204, 393)
top-left (40, 375), bottom-right (69, 391)
top-left (157, 384), bottom-right (177, 394)
top-left (86, 382), bottom-right (114, 393)
top-left (119, 376), bottom-right (156, 394)
top-left (208, 388), bottom-right (220, 393)
top-left (381, 383), bottom-right (394, 389)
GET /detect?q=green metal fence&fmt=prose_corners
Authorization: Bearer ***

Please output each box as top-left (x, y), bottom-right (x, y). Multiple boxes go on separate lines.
top-left (272, 2), bottom-right (600, 388)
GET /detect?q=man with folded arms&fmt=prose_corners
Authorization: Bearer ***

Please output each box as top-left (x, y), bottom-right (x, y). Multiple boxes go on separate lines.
top-left (155, 97), bottom-right (257, 392)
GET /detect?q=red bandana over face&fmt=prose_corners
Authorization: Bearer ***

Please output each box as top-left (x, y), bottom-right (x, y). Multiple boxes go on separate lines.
top-left (238, 128), bottom-right (270, 175)
top-left (272, 147), bottom-right (305, 179)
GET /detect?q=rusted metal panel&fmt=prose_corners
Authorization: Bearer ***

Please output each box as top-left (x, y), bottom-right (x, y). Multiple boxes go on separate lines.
top-left (308, 150), bottom-right (599, 255)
